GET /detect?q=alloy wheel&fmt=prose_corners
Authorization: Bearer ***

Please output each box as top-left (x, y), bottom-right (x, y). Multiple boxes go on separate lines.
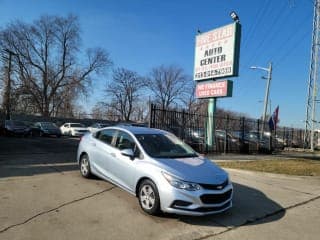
top-left (80, 156), bottom-right (90, 177)
top-left (140, 184), bottom-right (156, 210)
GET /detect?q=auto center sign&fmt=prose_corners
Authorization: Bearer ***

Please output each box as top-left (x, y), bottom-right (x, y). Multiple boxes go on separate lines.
top-left (194, 22), bottom-right (241, 81)
top-left (195, 80), bottom-right (233, 99)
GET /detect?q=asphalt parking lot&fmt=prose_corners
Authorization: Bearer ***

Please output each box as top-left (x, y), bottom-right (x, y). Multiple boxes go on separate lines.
top-left (0, 136), bottom-right (320, 240)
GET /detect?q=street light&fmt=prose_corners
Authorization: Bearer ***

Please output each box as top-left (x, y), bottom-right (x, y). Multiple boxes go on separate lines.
top-left (251, 62), bottom-right (273, 138)
top-left (230, 11), bottom-right (240, 23)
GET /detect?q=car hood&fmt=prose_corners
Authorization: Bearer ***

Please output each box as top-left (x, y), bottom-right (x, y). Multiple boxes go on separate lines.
top-left (153, 156), bottom-right (228, 184)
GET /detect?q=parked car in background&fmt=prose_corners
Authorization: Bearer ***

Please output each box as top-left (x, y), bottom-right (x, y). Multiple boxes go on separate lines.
top-left (77, 126), bottom-right (233, 216)
top-left (215, 129), bottom-right (241, 152)
top-left (185, 128), bottom-right (205, 144)
top-left (60, 123), bottom-right (89, 137)
top-left (32, 122), bottom-right (61, 137)
top-left (87, 123), bottom-right (110, 133)
top-left (1, 120), bottom-right (31, 136)
top-left (231, 130), bottom-right (271, 153)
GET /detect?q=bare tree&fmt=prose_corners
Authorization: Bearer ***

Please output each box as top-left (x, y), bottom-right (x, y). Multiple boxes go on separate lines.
top-left (145, 65), bottom-right (192, 109)
top-left (0, 15), bottom-right (112, 117)
top-left (105, 68), bottom-right (144, 121)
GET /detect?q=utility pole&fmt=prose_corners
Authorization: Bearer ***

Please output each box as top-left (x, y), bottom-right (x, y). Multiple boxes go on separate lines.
top-left (250, 62), bottom-right (272, 138)
top-left (3, 49), bottom-right (15, 120)
top-left (261, 62), bottom-right (272, 137)
top-left (304, 0), bottom-right (320, 151)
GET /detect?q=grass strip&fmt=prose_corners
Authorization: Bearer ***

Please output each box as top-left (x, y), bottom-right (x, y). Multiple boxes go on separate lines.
top-left (217, 159), bottom-right (320, 176)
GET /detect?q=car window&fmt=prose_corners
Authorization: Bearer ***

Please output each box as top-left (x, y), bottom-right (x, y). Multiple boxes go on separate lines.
top-left (115, 131), bottom-right (141, 158)
top-left (115, 131), bottom-right (135, 150)
top-left (135, 133), bottom-right (197, 158)
top-left (42, 122), bottom-right (57, 129)
top-left (97, 129), bottom-right (116, 145)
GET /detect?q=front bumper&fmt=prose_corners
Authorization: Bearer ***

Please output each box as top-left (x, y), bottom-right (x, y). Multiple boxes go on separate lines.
top-left (159, 183), bottom-right (233, 216)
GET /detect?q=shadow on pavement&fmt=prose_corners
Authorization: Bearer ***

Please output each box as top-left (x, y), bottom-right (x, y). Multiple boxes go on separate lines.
top-left (0, 155), bottom-right (78, 178)
top-left (0, 136), bottom-right (79, 178)
top-left (155, 182), bottom-right (285, 228)
top-left (0, 136), bottom-right (79, 156)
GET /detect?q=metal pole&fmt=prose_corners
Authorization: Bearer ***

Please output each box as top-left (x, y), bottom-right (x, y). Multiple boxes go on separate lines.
top-left (4, 49), bottom-right (14, 120)
top-left (311, 3), bottom-right (320, 151)
top-left (261, 62), bottom-right (272, 139)
top-left (206, 98), bottom-right (216, 151)
top-left (304, 0), bottom-right (320, 150)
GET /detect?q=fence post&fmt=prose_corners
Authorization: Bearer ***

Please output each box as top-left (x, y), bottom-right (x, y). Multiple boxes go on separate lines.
top-left (224, 115), bottom-right (229, 154)
top-left (257, 119), bottom-right (260, 152)
top-left (148, 103), bottom-right (153, 128)
top-left (240, 117), bottom-right (247, 153)
top-left (181, 109), bottom-right (186, 140)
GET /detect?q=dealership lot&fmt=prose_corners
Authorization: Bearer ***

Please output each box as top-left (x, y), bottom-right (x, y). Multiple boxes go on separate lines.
top-left (0, 136), bottom-right (320, 240)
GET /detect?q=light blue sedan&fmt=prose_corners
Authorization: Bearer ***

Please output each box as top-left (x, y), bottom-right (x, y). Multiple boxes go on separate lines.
top-left (77, 126), bottom-right (233, 216)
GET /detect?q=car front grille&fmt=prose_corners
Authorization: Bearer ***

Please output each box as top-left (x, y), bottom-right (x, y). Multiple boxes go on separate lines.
top-left (199, 179), bottom-right (228, 190)
top-left (200, 189), bottom-right (232, 204)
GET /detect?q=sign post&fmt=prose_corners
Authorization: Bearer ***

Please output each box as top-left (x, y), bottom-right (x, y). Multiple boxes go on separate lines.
top-left (194, 21), bottom-right (241, 151)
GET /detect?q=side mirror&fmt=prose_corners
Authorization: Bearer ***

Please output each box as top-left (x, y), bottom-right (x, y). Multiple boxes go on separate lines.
top-left (121, 149), bottom-right (134, 159)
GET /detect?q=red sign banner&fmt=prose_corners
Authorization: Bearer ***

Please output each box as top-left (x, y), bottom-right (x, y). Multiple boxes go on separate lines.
top-left (195, 80), bottom-right (233, 99)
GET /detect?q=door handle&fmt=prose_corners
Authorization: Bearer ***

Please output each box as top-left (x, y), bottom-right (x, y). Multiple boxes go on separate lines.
top-left (110, 153), bottom-right (116, 157)
top-left (90, 142), bottom-right (96, 147)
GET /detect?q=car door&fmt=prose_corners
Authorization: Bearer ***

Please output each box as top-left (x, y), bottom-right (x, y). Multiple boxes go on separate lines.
top-left (108, 130), bottom-right (141, 192)
top-left (89, 129), bottom-right (119, 181)
top-left (61, 123), bottom-right (69, 135)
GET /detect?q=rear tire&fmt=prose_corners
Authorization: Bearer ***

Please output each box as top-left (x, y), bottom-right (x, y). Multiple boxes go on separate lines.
top-left (79, 154), bottom-right (92, 178)
top-left (138, 179), bottom-right (161, 215)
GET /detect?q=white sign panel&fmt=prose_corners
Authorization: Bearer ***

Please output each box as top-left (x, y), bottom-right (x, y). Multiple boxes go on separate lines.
top-left (194, 22), bottom-right (240, 81)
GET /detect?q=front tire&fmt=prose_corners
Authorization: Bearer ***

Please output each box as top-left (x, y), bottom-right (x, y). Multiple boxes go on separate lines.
top-left (138, 180), bottom-right (161, 215)
top-left (79, 154), bottom-right (92, 178)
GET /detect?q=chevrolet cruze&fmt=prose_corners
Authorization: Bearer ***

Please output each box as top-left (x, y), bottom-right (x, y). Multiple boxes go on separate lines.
top-left (77, 126), bottom-right (233, 216)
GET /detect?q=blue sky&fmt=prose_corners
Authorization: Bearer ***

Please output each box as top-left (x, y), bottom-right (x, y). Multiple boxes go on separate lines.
top-left (0, 0), bottom-right (314, 127)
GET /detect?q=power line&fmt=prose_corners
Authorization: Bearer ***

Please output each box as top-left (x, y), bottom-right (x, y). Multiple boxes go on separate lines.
top-left (246, 1), bottom-right (296, 67)
top-left (273, 28), bottom-right (310, 68)
top-left (242, 0), bottom-right (272, 53)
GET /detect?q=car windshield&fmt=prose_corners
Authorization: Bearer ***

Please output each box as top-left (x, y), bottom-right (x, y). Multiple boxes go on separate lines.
top-left (41, 122), bottom-right (57, 129)
top-left (135, 133), bottom-right (198, 158)
top-left (70, 123), bottom-right (85, 128)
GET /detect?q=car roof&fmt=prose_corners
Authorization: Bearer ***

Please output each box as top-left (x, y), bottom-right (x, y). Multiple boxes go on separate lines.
top-left (107, 126), bottom-right (166, 135)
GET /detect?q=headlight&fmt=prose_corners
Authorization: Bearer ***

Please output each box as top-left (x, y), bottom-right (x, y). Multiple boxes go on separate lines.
top-left (162, 172), bottom-right (201, 191)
